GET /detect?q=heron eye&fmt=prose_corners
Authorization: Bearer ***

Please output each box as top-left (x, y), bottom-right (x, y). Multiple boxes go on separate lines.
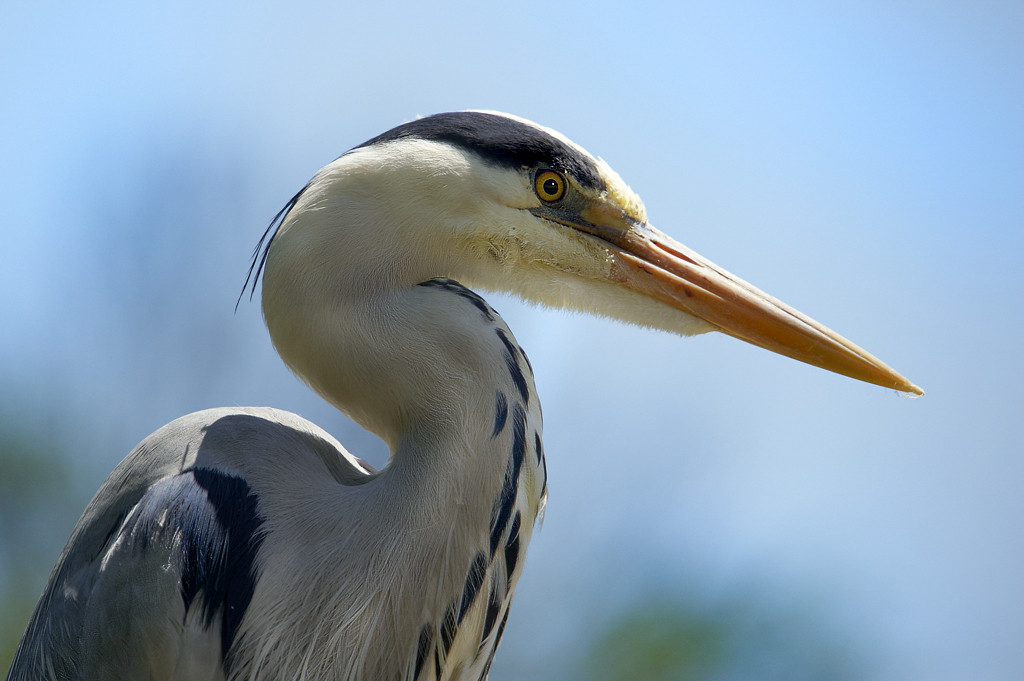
top-left (534, 170), bottom-right (566, 202)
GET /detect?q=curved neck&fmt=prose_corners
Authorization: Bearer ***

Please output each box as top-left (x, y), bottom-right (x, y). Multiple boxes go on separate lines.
top-left (263, 267), bottom-right (545, 563)
top-left (258, 142), bottom-right (544, 506)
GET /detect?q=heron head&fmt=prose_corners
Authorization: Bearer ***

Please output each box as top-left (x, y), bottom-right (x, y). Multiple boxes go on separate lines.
top-left (258, 111), bottom-right (921, 396)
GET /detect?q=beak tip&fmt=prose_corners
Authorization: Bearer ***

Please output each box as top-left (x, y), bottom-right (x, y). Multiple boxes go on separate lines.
top-left (891, 375), bottom-right (924, 397)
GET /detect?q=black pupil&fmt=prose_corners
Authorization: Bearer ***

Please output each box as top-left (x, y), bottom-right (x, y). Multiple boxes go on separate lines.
top-left (543, 178), bottom-right (559, 196)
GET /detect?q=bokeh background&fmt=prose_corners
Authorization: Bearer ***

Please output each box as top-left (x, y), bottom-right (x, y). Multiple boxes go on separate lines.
top-left (1, 1), bottom-right (1021, 679)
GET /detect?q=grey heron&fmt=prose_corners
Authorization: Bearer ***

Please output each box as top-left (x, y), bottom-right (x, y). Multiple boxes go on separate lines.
top-left (7, 111), bottom-right (921, 681)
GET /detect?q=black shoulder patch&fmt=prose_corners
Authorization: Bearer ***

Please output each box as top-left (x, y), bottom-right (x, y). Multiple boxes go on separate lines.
top-left (355, 112), bottom-right (606, 191)
top-left (125, 468), bottom-right (265, 671)
top-left (187, 468), bottom-right (265, 669)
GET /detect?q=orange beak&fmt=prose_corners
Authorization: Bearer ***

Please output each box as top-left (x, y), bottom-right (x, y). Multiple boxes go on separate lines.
top-left (576, 203), bottom-right (923, 395)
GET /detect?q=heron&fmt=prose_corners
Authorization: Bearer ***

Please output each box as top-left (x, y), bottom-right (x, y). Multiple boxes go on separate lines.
top-left (8, 111), bottom-right (921, 681)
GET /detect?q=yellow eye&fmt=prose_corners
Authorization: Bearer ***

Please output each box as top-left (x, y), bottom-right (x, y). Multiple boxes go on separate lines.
top-left (534, 170), bottom-right (566, 202)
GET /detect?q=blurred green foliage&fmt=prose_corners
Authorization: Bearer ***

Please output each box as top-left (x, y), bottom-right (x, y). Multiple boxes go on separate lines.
top-left (584, 603), bottom-right (728, 681)
top-left (580, 593), bottom-right (865, 681)
top-left (585, 602), bottom-right (729, 675)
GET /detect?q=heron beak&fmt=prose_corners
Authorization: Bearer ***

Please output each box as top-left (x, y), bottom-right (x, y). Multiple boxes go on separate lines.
top-left (576, 203), bottom-right (923, 395)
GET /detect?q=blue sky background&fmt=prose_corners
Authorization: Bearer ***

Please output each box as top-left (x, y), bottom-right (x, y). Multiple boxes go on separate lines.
top-left (1, 1), bottom-right (1021, 679)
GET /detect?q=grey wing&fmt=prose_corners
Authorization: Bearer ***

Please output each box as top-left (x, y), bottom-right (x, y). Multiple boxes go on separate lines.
top-left (7, 424), bottom-right (266, 681)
